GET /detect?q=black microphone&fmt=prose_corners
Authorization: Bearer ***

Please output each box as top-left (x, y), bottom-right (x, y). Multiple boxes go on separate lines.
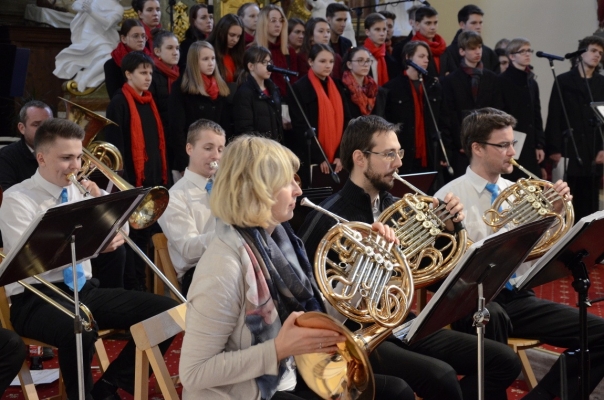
top-left (406, 60), bottom-right (428, 75)
top-left (535, 51), bottom-right (564, 62)
top-left (267, 65), bottom-right (299, 77)
top-left (565, 48), bottom-right (587, 59)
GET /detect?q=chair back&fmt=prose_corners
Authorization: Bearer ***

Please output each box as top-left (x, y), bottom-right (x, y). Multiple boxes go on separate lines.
top-left (151, 233), bottom-right (180, 301)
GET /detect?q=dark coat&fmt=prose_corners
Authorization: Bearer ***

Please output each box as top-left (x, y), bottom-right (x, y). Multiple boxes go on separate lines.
top-left (384, 73), bottom-right (450, 176)
top-left (149, 68), bottom-right (175, 169)
top-left (440, 29), bottom-right (499, 76)
top-left (104, 58), bottom-right (124, 100)
top-left (340, 83), bottom-right (388, 119)
top-left (178, 27), bottom-right (206, 72)
top-left (168, 76), bottom-right (229, 171)
top-left (232, 74), bottom-right (283, 141)
top-left (498, 65), bottom-right (545, 180)
top-left (441, 67), bottom-right (503, 176)
top-left (332, 35), bottom-right (353, 58)
top-left (392, 32), bottom-right (414, 71)
top-left (0, 137), bottom-right (37, 191)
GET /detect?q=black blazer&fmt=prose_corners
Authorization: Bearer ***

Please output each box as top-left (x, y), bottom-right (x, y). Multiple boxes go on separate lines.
top-left (0, 137), bottom-right (37, 191)
top-left (232, 74), bottom-right (283, 141)
top-left (104, 58), bottom-right (124, 100)
top-left (340, 84), bottom-right (388, 119)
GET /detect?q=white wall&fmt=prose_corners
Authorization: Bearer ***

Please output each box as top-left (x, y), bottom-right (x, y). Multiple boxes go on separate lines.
top-left (430, 0), bottom-right (599, 120)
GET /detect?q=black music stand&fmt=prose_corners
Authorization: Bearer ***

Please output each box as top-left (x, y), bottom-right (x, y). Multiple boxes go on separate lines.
top-left (0, 188), bottom-right (149, 400)
top-left (515, 210), bottom-right (604, 400)
top-left (393, 217), bottom-right (555, 400)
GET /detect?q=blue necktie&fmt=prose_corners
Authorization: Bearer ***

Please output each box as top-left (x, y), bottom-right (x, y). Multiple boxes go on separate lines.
top-left (205, 178), bottom-right (213, 194)
top-left (486, 183), bottom-right (516, 290)
top-left (60, 188), bottom-right (86, 292)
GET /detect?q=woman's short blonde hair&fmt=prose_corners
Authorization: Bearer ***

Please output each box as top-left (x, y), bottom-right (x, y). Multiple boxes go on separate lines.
top-left (210, 135), bottom-right (300, 228)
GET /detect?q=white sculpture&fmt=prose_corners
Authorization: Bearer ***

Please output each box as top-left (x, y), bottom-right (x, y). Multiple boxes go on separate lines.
top-left (54, 0), bottom-right (124, 92)
top-left (380, 0), bottom-right (424, 37)
top-left (307, 0), bottom-right (357, 47)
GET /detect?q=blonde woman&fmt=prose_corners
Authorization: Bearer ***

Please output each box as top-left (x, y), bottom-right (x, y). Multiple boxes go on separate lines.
top-left (169, 41), bottom-right (230, 172)
top-left (179, 135), bottom-right (413, 400)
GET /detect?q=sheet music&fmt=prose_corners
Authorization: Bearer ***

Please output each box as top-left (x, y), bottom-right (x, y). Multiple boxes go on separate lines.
top-left (513, 130), bottom-right (527, 158)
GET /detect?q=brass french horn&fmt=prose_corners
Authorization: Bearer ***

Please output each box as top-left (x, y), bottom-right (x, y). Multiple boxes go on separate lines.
top-left (377, 174), bottom-right (468, 288)
top-left (483, 159), bottom-right (574, 260)
top-left (296, 198), bottom-right (414, 400)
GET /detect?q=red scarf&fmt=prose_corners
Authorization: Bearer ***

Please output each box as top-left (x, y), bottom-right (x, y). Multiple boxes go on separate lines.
top-left (404, 71), bottom-right (427, 167)
top-left (142, 22), bottom-right (161, 50)
top-left (111, 42), bottom-right (153, 67)
top-left (223, 54), bottom-right (236, 83)
top-left (152, 55), bottom-right (179, 93)
top-left (121, 83), bottom-right (168, 186)
top-left (244, 31), bottom-right (255, 46)
top-left (364, 37), bottom-right (389, 85)
top-left (307, 71), bottom-right (344, 163)
top-left (341, 71), bottom-right (377, 116)
top-left (202, 74), bottom-right (219, 100)
top-left (411, 32), bottom-right (446, 74)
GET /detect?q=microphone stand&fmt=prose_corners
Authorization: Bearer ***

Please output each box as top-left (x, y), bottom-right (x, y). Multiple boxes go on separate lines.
top-left (547, 59), bottom-right (582, 181)
top-left (284, 75), bottom-right (340, 186)
top-left (418, 74), bottom-right (454, 176)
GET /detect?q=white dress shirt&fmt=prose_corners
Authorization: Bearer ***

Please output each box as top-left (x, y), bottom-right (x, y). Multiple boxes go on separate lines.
top-left (157, 168), bottom-right (216, 280)
top-left (0, 170), bottom-right (94, 297)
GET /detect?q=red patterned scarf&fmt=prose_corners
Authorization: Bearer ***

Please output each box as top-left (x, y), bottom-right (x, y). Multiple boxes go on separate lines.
top-left (404, 71), bottom-right (427, 167)
top-left (121, 83), bottom-right (168, 186)
top-left (152, 55), bottom-right (179, 93)
top-left (364, 37), bottom-right (389, 85)
top-left (202, 74), bottom-right (219, 100)
top-left (411, 32), bottom-right (446, 74)
top-left (341, 70), bottom-right (378, 116)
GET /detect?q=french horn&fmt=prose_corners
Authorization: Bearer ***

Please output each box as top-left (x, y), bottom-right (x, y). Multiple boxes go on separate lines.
top-left (295, 198), bottom-right (414, 400)
top-left (377, 174), bottom-right (468, 288)
top-left (483, 159), bottom-right (574, 260)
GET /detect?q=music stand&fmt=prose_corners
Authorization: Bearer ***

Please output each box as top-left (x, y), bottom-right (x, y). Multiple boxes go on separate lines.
top-left (393, 217), bottom-right (555, 400)
top-left (0, 188), bottom-right (149, 400)
top-left (515, 210), bottom-right (604, 400)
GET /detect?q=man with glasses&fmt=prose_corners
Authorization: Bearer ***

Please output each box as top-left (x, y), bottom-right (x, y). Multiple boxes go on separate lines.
top-left (435, 107), bottom-right (604, 400)
top-left (497, 37), bottom-right (545, 181)
top-left (298, 115), bottom-right (522, 400)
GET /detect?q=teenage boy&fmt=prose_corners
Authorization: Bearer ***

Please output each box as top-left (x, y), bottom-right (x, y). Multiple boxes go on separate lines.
top-left (378, 10), bottom-right (396, 55)
top-left (441, 4), bottom-right (498, 75)
top-left (409, 6), bottom-right (446, 76)
top-left (363, 12), bottom-right (398, 86)
top-left (105, 51), bottom-right (169, 291)
top-left (158, 119), bottom-right (225, 297)
top-left (497, 38), bottom-right (545, 181)
top-left (545, 35), bottom-right (604, 221)
top-left (0, 118), bottom-right (178, 400)
top-left (442, 31), bottom-right (503, 177)
top-left (326, 3), bottom-right (352, 57)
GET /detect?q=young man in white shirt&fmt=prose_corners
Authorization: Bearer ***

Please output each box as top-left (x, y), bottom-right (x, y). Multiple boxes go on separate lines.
top-left (0, 118), bottom-right (178, 400)
top-left (435, 107), bottom-right (604, 400)
top-left (158, 119), bottom-right (225, 297)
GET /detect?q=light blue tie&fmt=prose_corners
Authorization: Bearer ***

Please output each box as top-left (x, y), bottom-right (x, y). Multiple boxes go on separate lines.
top-left (486, 183), bottom-right (516, 290)
top-left (60, 188), bottom-right (86, 292)
top-left (205, 178), bottom-right (213, 194)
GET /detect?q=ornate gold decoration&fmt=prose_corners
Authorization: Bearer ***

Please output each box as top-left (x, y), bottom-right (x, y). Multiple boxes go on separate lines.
top-left (63, 80), bottom-right (103, 97)
top-left (287, 0), bottom-right (311, 20)
top-left (170, 1), bottom-right (189, 43)
top-left (122, 7), bottom-right (138, 22)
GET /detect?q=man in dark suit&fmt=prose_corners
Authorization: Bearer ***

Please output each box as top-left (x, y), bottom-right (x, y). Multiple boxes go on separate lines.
top-left (326, 3), bottom-right (353, 57)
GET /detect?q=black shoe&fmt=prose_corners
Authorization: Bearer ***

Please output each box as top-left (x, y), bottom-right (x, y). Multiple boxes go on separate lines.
top-left (41, 346), bottom-right (55, 361)
top-left (91, 378), bottom-right (119, 400)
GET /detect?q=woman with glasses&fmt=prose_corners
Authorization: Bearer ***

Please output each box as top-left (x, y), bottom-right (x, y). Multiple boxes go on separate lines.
top-left (104, 19), bottom-right (153, 99)
top-left (232, 46), bottom-right (283, 141)
top-left (288, 44), bottom-right (349, 187)
top-left (340, 47), bottom-right (387, 119)
top-left (297, 18), bottom-right (342, 79)
top-left (132, 0), bottom-right (161, 51)
top-left (179, 4), bottom-right (214, 72)
top-left (169, 41), bottom-right (231, 173)
top-left (208, 14), bottom-right (245, 84)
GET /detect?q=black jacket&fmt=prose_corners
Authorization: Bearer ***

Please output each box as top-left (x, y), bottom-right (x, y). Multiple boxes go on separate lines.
top-left (232, 75), bottom-right (283, 141)
top-left (384, 73), bottom-right (450, 176)
top-left (440, 30), bottom-right (499, 76)
top-left (498, 65), bottom-right (544, 180)
top-left (169, 76), bottom-right (229, 171)
top-left (340, 84), bottom-right (388, 119)
top-left (149, 68), bottom-right (173, 168)
top-left (104, 58), bottom-right (124, 100)
top-left (178, 27), bottom-right (206, 72)
top-left (441, 67), bottom-right (503, 176)
top-left (332, 35), bottom-right (353, 58)
top-left (0, 137), bottom-right (37, 191)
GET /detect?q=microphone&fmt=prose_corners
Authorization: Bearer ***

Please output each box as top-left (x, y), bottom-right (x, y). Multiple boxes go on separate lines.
top-left (267, 65), bottom-right (299, 77)
top-left (565, 48), bottom-right (587, 59)
top-left (406, 60), bottom-right (428, 75)
top-left (535, 51), bottom-right (564, 62)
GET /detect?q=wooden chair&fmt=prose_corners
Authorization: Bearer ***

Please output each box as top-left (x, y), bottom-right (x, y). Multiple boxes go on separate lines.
top-left (151, 233), bottom-right (181, 301)
top-left (508, 337), bottom-right (541, 390)
top-left (130, 303), bottom-right (186, 400)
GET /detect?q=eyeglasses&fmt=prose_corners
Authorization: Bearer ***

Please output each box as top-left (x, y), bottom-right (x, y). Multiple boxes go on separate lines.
top-left (269, 18), bottom-right (285, 24)
top-left (351, 59), bottom-right (373, 66)
top-left (363, 149), bottom-right (405, 162)
top-left (128, 33), bottom-right (147, 40)
top-left (260, 60), bottom-right (273, 66)
top-left (477, 141), bottom-right (518, 150)
top-left (512, 49), bottom-right (534, 55)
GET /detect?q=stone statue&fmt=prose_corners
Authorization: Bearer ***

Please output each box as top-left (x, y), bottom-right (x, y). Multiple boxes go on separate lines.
top-left (53, 0), bottom-right (124, 92)
top-left (307, 0), bottom-right (356, 47)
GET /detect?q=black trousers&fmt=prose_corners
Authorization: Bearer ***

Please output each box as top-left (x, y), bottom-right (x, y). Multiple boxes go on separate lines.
top-left (370, 328), bottom-right (521, 400)
top-left (0, 328), bottom-right (27, 394)
top-left (90, 245), bottom-right (127, 289)
top-left (10, 279), bottom-right (179, 400)
top-left (455, 289), bottom-right (604, 399)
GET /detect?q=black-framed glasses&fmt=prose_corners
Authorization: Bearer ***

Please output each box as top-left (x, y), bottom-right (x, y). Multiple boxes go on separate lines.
top-left (477, 140), bottom-right (518, 150)
top-left (512, 49), bottom-right (534, 55)
top-left (351, 59), bottom-right (373, 66)
top-left (363, 149), bottom-right (405, 162)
